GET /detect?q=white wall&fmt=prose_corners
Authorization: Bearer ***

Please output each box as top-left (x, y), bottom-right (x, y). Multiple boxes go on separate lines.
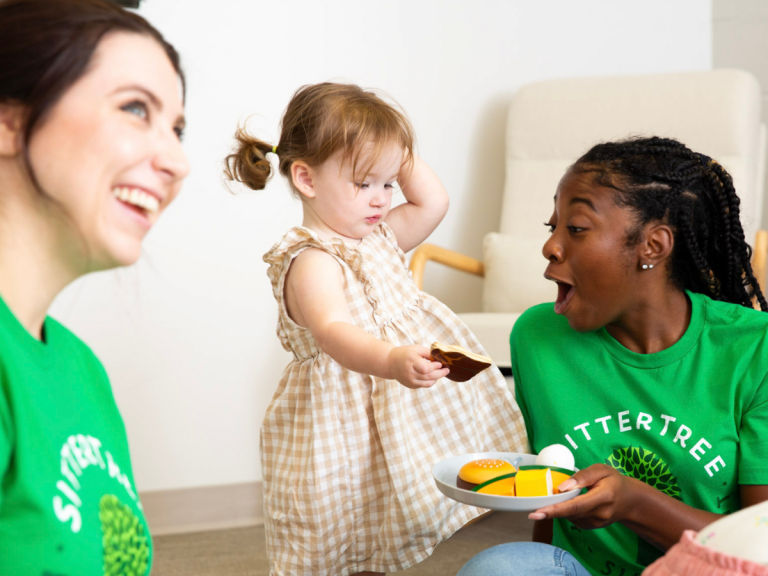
top-left (713, 0), bottom-right (768, 228)
top-left (50, 0), bottom-right (712, 492)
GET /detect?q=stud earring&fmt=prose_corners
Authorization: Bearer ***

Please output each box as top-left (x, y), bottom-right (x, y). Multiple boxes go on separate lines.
top-left (642, 263), bottom-right (654, 270)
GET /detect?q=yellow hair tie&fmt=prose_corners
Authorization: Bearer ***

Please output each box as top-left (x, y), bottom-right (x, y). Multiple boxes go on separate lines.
top-left (272, 145), bottom-right (277, 154)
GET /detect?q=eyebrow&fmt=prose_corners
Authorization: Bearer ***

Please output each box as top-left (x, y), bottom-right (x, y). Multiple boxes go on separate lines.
top-left (112, 84), bottom-right (186, 129)
top-left (552, 193), bottom-right (599, 210)
top-left (360, 171), bottom-right (399, 181)
top-left (569, 196), bottom-right (597, 212)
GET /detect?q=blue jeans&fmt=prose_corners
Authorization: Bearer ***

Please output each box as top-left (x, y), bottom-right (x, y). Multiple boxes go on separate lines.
top-left (457, 542), bottom-right (591, 576)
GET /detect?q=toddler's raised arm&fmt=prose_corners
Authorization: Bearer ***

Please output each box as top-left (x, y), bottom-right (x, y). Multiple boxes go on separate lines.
top-left (285, 247), bottom-right (449, 388)
top-left (385, 156), bottom-right (450, 253)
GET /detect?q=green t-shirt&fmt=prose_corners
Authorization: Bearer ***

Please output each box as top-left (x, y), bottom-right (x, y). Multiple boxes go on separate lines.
top-left (0, 295), bottom-right (151, 576)
top-left (511, 291), bottom-right (768, 576)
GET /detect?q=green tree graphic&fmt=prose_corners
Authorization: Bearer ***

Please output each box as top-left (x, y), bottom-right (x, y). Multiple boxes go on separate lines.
top-left (606, 445), bottom-right (682, 500)
top-left (99, 494), bottom-right (149, 576)
top-left (606, 445), bottom-right (682, 566)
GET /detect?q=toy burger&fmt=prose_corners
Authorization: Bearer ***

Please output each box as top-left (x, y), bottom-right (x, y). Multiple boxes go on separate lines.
top-left (456, 444), bottom-right (577, 497)
top-left (456, 459), bottom-right (516, 491)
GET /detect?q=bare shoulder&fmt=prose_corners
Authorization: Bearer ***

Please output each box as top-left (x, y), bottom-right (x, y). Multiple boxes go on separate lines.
top-left (286, 247), bottom-right (344, 292)
top-left (285, 246), bottom-right (350, 328)
top-left (290, 247), bottom-right (341, 274)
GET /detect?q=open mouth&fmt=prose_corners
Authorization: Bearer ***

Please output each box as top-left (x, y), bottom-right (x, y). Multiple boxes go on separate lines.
top-left (112, 186), bottom-right (160, 217)
top-left (554, 281), bottom-right (575, 315)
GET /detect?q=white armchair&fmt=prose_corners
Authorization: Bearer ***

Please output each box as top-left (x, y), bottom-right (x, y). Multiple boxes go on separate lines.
top-left (410, 70), bottom-right (768, 371)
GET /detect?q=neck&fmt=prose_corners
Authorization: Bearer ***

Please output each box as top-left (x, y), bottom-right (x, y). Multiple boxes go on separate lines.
top-left (0, 184), bottom-right (84, 340)
top-left (301, 204), bottom-right (361, 245)
top-left (605, 287), bottom-right (691, 354)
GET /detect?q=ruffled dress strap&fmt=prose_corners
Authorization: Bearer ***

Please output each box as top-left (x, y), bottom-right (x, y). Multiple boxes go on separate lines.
top-left (376, 221), bottom-right (410, 267)
top-left (263, 227), bottom-right (383, 354)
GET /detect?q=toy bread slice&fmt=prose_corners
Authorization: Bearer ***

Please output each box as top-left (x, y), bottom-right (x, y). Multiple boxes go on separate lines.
top-left (473, 473), bottom-right (517, 495)
top-left (517, 465), bottom-right (575, 495)
top-left (430, 342), bottom-right (493, 382)
top-left (551, 470), bottom-right (573, 494)
top-left (515, 468), bottom-right (553, 497)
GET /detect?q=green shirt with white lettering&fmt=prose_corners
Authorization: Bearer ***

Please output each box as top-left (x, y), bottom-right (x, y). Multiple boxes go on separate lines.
top-left (0, 294), bottom-right (152, 576)
top-left (511, 291), bottom-right (768, 576)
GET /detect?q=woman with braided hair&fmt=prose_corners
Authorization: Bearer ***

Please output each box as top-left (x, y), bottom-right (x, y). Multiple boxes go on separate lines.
top-left (458, 136), bottom-right (768, 576)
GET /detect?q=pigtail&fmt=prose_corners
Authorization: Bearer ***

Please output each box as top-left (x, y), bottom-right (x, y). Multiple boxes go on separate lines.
top-left (223, 126), bottom-right (275, 191)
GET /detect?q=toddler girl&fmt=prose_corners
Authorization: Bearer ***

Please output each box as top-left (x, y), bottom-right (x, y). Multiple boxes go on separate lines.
top-left (224, 82), bottom-right (527, 576)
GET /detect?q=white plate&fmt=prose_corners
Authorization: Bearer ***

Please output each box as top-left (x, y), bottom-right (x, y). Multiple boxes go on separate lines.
top-left (432, 452), bottom-right (580, 512)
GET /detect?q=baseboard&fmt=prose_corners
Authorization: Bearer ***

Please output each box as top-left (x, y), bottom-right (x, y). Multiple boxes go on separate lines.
top-left (140, 480), bottom-right (263, 536)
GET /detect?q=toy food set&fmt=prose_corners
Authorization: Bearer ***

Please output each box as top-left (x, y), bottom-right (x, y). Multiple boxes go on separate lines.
top-left (456, 444), bottom-right (576, 498)
top-left (432, 450), bottom-right (581, 512)
top-left (430, 342), bottom-right (493, 382)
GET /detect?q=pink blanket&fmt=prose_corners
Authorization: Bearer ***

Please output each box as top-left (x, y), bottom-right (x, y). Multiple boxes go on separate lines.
top-left (644, 531), bottom-right (768, 576)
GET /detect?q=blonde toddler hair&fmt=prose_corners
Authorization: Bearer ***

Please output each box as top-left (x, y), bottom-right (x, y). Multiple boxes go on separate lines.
top-left (224, 82), bottom-right (415, 195)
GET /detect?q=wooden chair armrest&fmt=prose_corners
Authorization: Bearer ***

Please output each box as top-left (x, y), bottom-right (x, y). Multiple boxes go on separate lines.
top-left (753, 230), bottom-right (768, 305)
top-left (409, 243), bottom-right (484, 290)
top-left (409, 232), bottom-right (768, 301)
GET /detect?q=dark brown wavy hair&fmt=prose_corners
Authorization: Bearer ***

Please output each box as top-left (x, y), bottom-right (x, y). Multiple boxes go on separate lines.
top-left (0, 0), bottom-right (184, 192)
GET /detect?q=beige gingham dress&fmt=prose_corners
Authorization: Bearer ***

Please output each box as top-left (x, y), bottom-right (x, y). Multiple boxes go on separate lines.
top-left (261, 223), bottom-right (528, 575)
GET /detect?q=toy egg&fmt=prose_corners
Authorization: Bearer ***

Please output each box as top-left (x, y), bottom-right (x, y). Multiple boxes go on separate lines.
top-left (535, 444), bottom-right (575, 471)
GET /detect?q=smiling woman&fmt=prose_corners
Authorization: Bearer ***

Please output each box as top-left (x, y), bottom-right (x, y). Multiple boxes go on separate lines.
top-left (24, 31), bottom-right (188, 268)
top-left (0, 1), bottom-right (189, 574)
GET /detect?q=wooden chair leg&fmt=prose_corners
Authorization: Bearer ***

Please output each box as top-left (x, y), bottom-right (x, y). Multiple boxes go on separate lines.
top-left (752, 230), bottom-right (767, 308)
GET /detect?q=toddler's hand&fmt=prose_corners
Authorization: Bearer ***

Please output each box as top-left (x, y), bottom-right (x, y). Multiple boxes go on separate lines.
top-left (388, 345), bottom-right (450, 389)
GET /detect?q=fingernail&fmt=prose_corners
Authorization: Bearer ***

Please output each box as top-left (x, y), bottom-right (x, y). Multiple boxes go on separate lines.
top-left (528, 512), bottom-right (546, 520)
top-left (558, 479), bottom-right (576, 491)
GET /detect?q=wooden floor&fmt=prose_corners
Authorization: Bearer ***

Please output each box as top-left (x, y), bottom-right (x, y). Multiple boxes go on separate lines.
top-left (153, 511), bottom-right (533, 575)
